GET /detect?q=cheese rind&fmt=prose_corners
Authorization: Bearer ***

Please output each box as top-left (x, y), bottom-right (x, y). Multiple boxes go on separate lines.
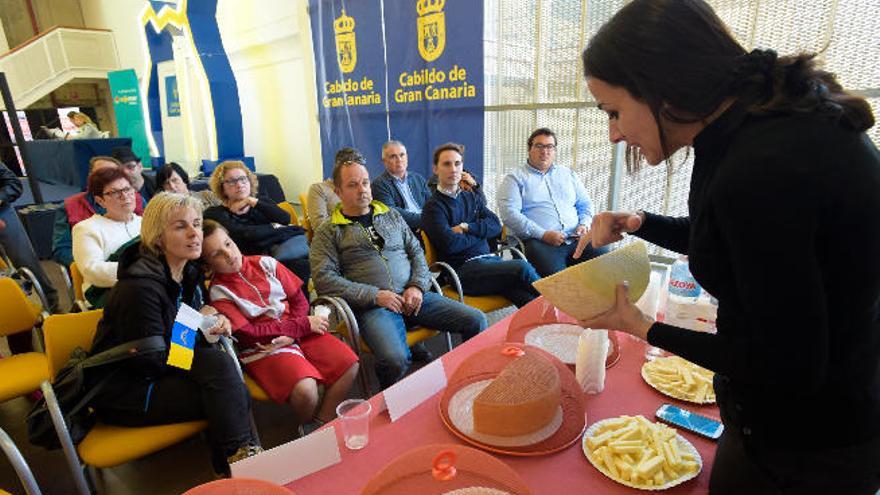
top-left (472, 352), bottom-right (561, 437)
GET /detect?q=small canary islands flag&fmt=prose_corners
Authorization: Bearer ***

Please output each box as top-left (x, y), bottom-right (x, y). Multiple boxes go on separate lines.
top-left (167, 303), bottom-right (203, 370)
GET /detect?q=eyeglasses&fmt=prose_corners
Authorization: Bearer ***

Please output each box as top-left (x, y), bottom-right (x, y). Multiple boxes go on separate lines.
top-left (102, 186), bottom-right (135, 200)
top-left (223, 176), bottom-right (249, 186)
top-left (532, 143), bottom-right (556, 151)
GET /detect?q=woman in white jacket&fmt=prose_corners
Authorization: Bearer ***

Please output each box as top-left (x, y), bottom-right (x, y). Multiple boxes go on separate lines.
top-left (72, 166), bottom-right (142, 307)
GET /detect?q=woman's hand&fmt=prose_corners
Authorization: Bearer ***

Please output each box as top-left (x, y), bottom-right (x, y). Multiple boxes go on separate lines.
top-left (207, 313), bottom-right (232, 338)
top-left (227, 196), bottom-right (257, 214)
top-left (588, 211), bottom-right (645, 248)
top-left (256, 335), bottom-right (294, 353)
top-left (577, 282), bottom-right (655, 341)
top-left (308, 315), bottom-right (329, 335)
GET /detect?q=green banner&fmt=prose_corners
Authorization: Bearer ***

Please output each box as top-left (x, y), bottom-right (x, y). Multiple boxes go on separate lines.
top-left (108, 69), bottom-right (151, 167)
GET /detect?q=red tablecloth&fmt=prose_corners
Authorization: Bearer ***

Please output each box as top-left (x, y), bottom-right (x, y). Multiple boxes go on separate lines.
top-left (287, 299), bottom-right (720, 494)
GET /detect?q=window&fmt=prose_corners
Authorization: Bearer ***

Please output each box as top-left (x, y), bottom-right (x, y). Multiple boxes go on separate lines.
top-left (483, 0), bottom-right (880, 256)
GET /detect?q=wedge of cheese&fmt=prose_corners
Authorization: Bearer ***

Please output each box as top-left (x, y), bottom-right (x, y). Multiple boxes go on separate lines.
top-left (533, 241), bottom-right (650, 320)
top-left (472, 352), bottom-right (561, 437)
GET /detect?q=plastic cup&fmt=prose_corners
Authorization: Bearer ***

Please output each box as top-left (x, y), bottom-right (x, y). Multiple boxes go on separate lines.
top-left (314, 305), bottom-right (331, 319)
top-left (336, 399), bottom-right (371, 450)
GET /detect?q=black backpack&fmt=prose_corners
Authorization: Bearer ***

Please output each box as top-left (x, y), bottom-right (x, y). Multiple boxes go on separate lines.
top-left (26, 335), bottom-right (166, 449)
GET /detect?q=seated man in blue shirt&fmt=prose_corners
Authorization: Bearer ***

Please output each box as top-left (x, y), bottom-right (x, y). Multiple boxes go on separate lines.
top-left (371, 140), bottom-right (431, 231)
top-left (422, 142), bottom-right (540, 308)
top-left (310, 153), bottom-right (487, 389)
top-left (498, 128), bottom-right (608, 277)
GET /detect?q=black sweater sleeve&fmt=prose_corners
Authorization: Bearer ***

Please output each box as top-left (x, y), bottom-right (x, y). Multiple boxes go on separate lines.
top-left (110, 280), bottom-right (172, 377)
top-left (648, 152), bottom-right (830, 396)
top-left (634, 212), bottom-right (690, 255)
top-left (253, 199), bottom-right (291, 224)
top-left (205, 204), bottom-right (293, 253)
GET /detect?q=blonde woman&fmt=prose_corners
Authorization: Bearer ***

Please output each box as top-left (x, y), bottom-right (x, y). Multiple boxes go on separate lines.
top-left (204, 161), bottom-right (310, 289)
top-left (88, 192), bottom-right (261, 476)
top-left (43, 111), bottom-right (103, 139)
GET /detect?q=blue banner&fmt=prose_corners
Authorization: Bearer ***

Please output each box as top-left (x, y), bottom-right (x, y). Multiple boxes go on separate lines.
top-left (165, 75), bottom-right (181, 116)
top-left (309, 0), bottom-right (484, 183)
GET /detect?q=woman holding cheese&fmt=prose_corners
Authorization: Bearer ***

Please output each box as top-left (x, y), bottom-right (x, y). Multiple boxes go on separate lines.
top-left (576, 0), bottom-right (880, 493)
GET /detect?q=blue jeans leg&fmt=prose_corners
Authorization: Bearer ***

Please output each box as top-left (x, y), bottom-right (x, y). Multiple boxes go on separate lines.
top-left (457, 256), bottom-right (540, 308)
top-left (409, 291), bottom-right (488, 341)
top-left (523, 238), bottom-right (569, 277)
top-left (0, 205), bottom-right (59, 311)
top-left (563, 241), bottom-right (610, 268)
top-left (355, 307), bottom-right (410, 389)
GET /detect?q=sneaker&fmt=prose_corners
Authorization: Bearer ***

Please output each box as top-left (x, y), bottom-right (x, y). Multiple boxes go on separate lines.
top-left (226, 444), bottom-right (263, 464)
top-left (410, 342), bottom-right (433, 363)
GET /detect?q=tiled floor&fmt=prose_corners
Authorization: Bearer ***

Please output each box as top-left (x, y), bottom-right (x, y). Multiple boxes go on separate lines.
top-left (0, 261), bottom-right (515, 494)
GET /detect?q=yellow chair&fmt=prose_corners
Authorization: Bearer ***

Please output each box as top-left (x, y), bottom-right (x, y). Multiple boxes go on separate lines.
top-left (298, 193), bottom-right (313, 243)
top-left (277, 201), bottom-right (300, 226)
top-left (41, 310), bottom-right (208, 494)
top-left (420, 231), bottom-right (515, 314)
top-left (68, 262), bottom-right (88, 312)
top-left (0, 276), bottom-right (48, 404)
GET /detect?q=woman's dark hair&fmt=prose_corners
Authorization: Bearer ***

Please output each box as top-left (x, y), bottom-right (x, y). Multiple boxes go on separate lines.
top-left (156, 162), bottom-right (189, 190)
top-left (583, 0), bottom-right (874, 165)
top-left (87, 166), bottom-right (131, 197)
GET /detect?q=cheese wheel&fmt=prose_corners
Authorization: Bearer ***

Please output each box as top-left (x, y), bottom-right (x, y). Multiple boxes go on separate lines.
top-left (472, 352), bottom-right (561, 437)
top-left (533, 241), bottom-right (650, 320)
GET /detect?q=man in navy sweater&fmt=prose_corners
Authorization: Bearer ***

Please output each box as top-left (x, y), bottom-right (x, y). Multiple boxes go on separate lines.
top-left (422, 143), bottom-right (540, 308)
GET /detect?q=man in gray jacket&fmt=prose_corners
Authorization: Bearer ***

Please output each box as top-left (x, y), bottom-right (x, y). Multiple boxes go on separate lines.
top-left (310, 154), bottom-right (487, 388)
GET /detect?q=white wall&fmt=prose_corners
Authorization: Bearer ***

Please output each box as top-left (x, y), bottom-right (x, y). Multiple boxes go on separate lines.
top-left (80, 0), bottom-right (323, 200)
top-left (80, 0), bottom-right (148, 80)
top-left (217, 0), bottom-right (322, 200)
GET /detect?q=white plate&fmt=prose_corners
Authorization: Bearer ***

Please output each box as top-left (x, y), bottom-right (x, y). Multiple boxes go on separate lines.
top-left (581, 417), bottom-right (702, 490)
top-left (447, 380), bottom-right (563, 448)
top-left (523, 323), bottom-right (584, 365)
top-left (640, 358), bottom-right (716, 405)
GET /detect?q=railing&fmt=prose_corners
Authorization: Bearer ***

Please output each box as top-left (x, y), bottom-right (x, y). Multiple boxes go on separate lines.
top-left (0, 26), bottom-right (120, 110)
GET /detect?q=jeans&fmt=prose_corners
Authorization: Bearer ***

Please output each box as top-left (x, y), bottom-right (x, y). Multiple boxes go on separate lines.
top-left (270, 234), bottom-right (310, 292)
top-left (355, 291), bottom-right (488, 388)
top-left (523, 238), bottom-right (609, 278)
top-left (0, 205), bottom-right (59, 312)
top-left (94, 345), bottom-right (257, 474)
top-left (457, 256), bottom-right (540, 308)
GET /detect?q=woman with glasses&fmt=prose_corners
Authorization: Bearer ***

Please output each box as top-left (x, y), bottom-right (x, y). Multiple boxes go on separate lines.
top-left (577, 0), bottom-right (880, 492)
top-left (71, 166), bottom-right (142, 308)
top-left (204, 161), bottom-right (310, 288)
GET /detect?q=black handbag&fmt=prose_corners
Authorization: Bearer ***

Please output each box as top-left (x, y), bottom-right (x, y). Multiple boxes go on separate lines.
top-left (26, 335), bottom-right (166, 449)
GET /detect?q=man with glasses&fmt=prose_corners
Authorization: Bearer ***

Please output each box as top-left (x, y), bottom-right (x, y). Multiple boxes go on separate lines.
top-left (498, 127), bottom-right (608, 277)
top-left (51, 156), bottom-right (146, 267)
top-left (112, 146), bottom-right (156, 201)
top-left (371, 140), bottom-right (431, 232)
